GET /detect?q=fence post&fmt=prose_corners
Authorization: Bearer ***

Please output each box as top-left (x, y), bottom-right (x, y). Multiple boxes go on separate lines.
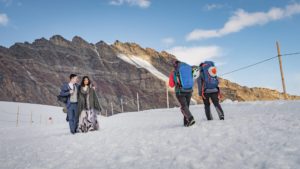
top-left (166, 83), bottom-right (169, 109)
top-left (111, 102), bottom-right (114, 115)
top-left (121, 98), bottom-right (124, 113)
top-left (137, 92), bottom-right (140, 112)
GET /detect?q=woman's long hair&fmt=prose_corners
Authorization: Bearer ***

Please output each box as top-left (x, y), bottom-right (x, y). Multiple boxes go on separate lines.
top-left (81, 76), bottom-right (91, 87)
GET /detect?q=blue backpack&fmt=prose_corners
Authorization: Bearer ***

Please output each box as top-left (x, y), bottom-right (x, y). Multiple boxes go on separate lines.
top-left (174, 62), bottom-right (194, 92)
top-left (201, 61), bottom-right (219, 90)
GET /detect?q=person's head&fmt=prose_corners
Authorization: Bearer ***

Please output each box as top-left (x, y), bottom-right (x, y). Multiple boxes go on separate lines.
top-left (69, 74), bottom-right (78, 84)
top-left (81, 76), bottom-right (91, 87)
top-left (172, 60), bottom-right (180, 68)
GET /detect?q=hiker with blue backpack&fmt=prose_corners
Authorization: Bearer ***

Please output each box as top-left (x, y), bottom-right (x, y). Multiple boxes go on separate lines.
top-left (169, 60), bottom-right (196, 127)
top-left (197, 61), bottom-right (225, 120)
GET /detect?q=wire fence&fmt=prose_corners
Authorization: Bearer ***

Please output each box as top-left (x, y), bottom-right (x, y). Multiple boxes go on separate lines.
top-left (0, 104), bottom-right (65, 127)
top-left (220, 52), bottom-right (300, 76)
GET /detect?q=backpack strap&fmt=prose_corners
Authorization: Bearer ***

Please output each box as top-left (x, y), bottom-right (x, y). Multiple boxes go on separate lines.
top-left (199, 69), bottom-right (206, 99)
top-left (201, 78), bottom-right (206, 99)
top-left (173, 71), bottom-right (181, 94)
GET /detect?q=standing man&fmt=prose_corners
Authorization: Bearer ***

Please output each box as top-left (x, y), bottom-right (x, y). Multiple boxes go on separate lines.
top-left (169, 60), bottom-right (195, 127)
top-left (197, 61), bottom-right (224, 120)
top-left (60, 74), bottom-right (79, 134)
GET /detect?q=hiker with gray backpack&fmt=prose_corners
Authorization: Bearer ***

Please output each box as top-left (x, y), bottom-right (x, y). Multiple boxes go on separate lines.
top-left (197, 61), bottom-right (225, 120)
top-left (169, 60), bottom-right (196, 127)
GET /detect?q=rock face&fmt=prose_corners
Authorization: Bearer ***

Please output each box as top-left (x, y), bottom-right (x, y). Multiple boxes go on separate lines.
top-left (0, 35), bottom-right (178, 115)
top-left (0, 35), bottom-right (299, 115)
top-left (218, 78), bottom-right (300, 101)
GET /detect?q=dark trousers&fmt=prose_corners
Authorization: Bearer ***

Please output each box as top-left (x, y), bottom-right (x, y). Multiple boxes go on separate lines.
top-left (202, 92), bottom-right (224, 120)
top-left (67, 103), bottom-right (78, 134)
top-left (176, 92), bottom-right (194, 124)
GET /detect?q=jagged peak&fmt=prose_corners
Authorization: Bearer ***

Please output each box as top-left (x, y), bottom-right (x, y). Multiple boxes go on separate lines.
top-left (124, 42), bottom-right (143, 50)
top-left (113, 40), bottom-right (123, 45)
top-left (9, 42), bottom-right (31, 50)
top-left (113, 41), bottom-right (145, 51)
top-left (112, 41), bottom-right (176, 63)
top-left (50, 35), bottom-right (68, 42)
top-left (145, 47), bottom-right (159, 55)
top-left (49, 35), bottom-right (71, 46)
top-left (113, 40), bottom-right (140, 48)
top-left (71, 36), bottom-right (92, 48)
top-left (126, 42), bottom-right (140, 47)
top-left (35, 37), bottom-right (47, 41)
top-left (24, 41), bottom-right (31, 45)
top-left (160, 51), bottom-right (177, 59)
top-left (145, 47), bottom-right (155, 51)
top-left (32, 37), bottom-right (49, 46)
top-left (95, 40), bottom-right (109, 48)
top-left (72, 36), bottom-right (88, 44)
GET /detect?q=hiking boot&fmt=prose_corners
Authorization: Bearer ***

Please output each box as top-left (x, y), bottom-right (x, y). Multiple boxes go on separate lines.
top-left (187, 119), bottom-right (195, 127)
top-left (220, 116), bottom-right (224, 120)
top-left (183, 117), bottom-right (188, 127)
top-left (187, 117), bottom-right (196, 127)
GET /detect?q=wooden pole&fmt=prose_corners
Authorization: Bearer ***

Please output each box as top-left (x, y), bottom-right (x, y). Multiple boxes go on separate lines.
top-left (16, 105), bottom-right (19, 127)
top-left (166, 83), bottom-right (169, 109)
top-left (276, 41), bottom-right (287, 99)
top-left (137, 92), bottom-right (140, 112)
top-left (111, 102), bottom-right (114, 115)
top-left (121, 98), bottom-right (124, 113)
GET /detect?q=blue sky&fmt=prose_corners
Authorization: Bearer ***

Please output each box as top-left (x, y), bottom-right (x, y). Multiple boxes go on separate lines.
top-left (1, 0), bottom-right (300, 95)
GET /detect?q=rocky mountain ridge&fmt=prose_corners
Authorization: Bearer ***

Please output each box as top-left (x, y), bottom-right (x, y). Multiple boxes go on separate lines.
top-left (0, 35), bottom-right (299, 115)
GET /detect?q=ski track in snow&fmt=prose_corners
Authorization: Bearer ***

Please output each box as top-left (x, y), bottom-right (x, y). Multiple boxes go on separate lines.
top-left (0, 101), bottom-right (300, 169)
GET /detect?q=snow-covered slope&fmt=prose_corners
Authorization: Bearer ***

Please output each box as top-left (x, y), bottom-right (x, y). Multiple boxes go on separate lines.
top-left (117, 54), bottom-right (168, 81)
top-left (0, 101), bottom-right (300, 169)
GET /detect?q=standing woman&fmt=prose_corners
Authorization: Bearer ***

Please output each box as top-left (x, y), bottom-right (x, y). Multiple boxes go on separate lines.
top-left (77, 76), bottom-right (102, 133)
